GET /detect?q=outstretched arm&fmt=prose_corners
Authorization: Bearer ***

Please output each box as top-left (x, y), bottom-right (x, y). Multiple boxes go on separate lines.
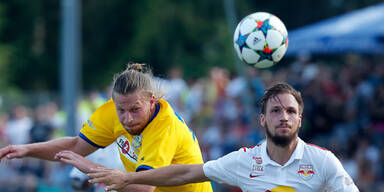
top-left (88, 164), bottom-right (209, 191)
top-left (0, 136), bottom-right (97, 162)
top-left (55, 150), bottom-right (103, 173)
top-left (57, 150), bottom-right (155, 192)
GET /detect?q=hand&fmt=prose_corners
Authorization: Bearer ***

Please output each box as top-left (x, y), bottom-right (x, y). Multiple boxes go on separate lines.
top-left (0, 145), bottom-right (29, 163)
top-left (55, 150), bottom-right (102, 173)
top-left (88, 167), bottom-right (132, 191)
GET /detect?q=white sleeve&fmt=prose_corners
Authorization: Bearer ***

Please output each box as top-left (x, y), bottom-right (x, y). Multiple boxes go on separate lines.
top-left (203, 150), bottom-right (241, 187)
top-left (324, 151), bottom-right (359, 192)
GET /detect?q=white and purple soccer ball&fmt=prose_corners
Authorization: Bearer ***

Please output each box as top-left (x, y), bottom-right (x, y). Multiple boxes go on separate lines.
top-left (234, 12), bottom-right (288, 68)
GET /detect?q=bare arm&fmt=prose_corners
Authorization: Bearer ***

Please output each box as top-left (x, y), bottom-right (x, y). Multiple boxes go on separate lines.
top-left (132, 164), bottom-right (209, 186)
top-left (0, 136), bottom-right (97, 162)
top-left (88, 164), bottom-right (209, 191)
top-left (57, 150), bottom-right (155, 192)
top-left (55, 150), bottom-right (103, 173)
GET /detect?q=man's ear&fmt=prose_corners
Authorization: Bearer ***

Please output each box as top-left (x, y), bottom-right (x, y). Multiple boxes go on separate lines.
top-left (149, 95), bottom-right (156, 106)
top-left (260, 113), bottom-right (265, 128)
top-left (298, 114), bottom-right (302, 128)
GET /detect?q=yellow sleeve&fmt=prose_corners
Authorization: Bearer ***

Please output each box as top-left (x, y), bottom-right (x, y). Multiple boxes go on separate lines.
top-left (135, 119), bottom-right (178, 171)
top-left (79, 99), bottom-right (116, 148)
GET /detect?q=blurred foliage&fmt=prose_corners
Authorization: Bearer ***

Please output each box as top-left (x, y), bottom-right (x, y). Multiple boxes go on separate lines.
top-left (0, 0), bottom-right (382, 91)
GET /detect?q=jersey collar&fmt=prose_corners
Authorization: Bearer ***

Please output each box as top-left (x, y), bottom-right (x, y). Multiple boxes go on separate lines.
top-left (147, 103), bottom-right (160, 125)
top-left (261, 137), bottom-right (305, 167)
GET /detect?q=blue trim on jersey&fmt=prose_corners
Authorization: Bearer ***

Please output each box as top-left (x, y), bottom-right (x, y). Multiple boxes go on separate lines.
top-left (174, 112), bottom-right (185, 123)
top-left (136, 165), bottom-right (154, 172)
top-left (78, 132), bottom-right (106, 148)
top-left (189, 128), bottom-right (196, 141)
top-left (148, 104), bottom-right (160, 125)
top-left (175, 112), bottom-right (196, 141)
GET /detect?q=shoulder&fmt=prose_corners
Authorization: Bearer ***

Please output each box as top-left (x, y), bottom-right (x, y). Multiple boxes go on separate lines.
top-left (304, 142), bottom-right (330, 155)
top-left (143, 100), bottom-right (184, 135)
top-left (305, 143), bottom-right (330, 151)
top-left (207, 144), bottom-right (264, 169)
top-left (303, 142), bottom-right (336, 165)
top-left (155, 100), bottom-right (173, 120)
top-left (89, 99), bottom-right (117, 121)
top-left (94, 99), bottom-right (116, 113)
top-left (235, 143), bottom-right (264, 159)
top-left (156, 99), bottom-right (186, 126)
top-left (239, 143), bottom-right (263, 153)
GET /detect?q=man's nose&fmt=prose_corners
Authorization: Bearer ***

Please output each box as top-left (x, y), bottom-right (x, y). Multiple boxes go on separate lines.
top-left (123, 113), bottom-right (133, 123)
top-left (280, 110), bottom-right (289, 121)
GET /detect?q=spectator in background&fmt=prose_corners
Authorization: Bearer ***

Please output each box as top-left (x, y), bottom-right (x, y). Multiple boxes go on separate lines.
top-left (370, 84), bottom-right (384, 147)
top-left (30, 104), bottom-right (54, 143)
top-left (4, 105), bottom-right (33, 145)
top-left (164, 67), bottom-right (189, 122)
top-left (0, 113), bottom-right (9, 147)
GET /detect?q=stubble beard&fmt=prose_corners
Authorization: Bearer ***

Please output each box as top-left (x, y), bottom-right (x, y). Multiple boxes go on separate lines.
top-left (265, 123), bottom-right (298, 147)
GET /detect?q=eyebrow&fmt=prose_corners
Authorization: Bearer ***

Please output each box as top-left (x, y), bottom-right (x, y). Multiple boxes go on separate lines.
top-left (270, 105), bottom-right (298, 112)
top-left (269, 98), bottom-right (297, 108)
top-left (117, 102), bottom-right (141, 108)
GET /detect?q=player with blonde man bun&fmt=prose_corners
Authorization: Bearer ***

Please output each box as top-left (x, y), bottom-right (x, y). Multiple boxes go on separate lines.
top-left (0, 63), bottom-right (212, 192)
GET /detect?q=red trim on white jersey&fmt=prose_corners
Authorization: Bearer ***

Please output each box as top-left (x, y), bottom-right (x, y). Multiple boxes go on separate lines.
top-left (306, 143), bottom-right (329, 151)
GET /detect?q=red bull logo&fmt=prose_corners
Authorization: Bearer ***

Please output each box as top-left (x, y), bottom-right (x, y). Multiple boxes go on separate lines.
top-left (252, 156), bottom-right (263, 164)
top-left (297, 165), bottom-right (315, 180)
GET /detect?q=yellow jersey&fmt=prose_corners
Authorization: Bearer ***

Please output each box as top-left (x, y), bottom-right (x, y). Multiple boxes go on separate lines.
top-left (79, 99), bottom-right (212, 192)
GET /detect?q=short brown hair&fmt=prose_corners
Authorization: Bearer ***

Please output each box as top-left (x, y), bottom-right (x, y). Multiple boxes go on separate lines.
top-left (259, 82), bottom-right (304, 115)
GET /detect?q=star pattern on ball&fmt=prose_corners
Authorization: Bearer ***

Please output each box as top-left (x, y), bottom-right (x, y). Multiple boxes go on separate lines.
top-left (236, 32), bottom-right (249, 52)
top-left (258, 51), bottom-right (272, 61)
top-left (255, 19), bottom-right (272, 36)
top-left (263, 44), bottom-right (273, 54)
top-left (257, 44), bottom-right (273, 61)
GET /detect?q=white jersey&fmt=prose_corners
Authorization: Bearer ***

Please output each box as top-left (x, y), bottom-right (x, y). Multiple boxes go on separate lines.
top-left (203, 138), bottom-right (359, 192)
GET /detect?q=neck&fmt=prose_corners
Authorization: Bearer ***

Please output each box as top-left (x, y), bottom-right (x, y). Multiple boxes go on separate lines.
top-left (149, 102), bottom-right (158, 119)
top-left (266, 137), bottom-right (298, 166)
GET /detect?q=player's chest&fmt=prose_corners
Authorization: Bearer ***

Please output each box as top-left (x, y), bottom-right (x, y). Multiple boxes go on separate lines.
top-left (239, 158), bottom-right (323, 192)
top-left (115, 134), bottom-right (143, 165)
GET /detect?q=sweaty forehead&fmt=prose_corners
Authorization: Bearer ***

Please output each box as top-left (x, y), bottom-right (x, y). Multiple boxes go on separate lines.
top-left (267, 93), bottom-right (299, 110)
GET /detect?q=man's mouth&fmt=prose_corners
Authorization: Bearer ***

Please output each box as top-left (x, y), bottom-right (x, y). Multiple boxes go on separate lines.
top-left (125, 124), bottom-right (138, 129)
top-left (278, 126), bottom-right (290, 129)
top-left (277, 124), bottom-right (291, 129)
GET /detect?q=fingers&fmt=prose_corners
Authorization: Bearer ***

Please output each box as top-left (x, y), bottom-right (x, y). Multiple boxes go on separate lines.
top-left (105, 183), bottom-right (119, 191)
top-left (0, 146), bottom-right (21, 160)
top-left (87, 168), bottom-right (126, 191)
top-left (88, 177), bottom-right (105, 184)
top-left (56, 156), bottom-right (75, 165)
top-left (0, 146), bottom-right (11, 161)
top-left (88, 168), bottom-right (112, 184)
top-left (89, 166), bottom-right (110, 173)
top-left (88, 174), bottom-right (111, 184)
top-left (55, 150), bottom-right (75, 157)
top-left (88, 171), bottom-right (109, 180)
top-left (54, 150), bottom-right (80, 161)
top-left (55, 151), bottom-right (82, 168)
top-left (0, 146), bottom-right (10, 159)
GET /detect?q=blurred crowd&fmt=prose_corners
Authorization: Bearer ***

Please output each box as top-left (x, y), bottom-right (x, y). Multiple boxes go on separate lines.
top-left (0, 54), bottom-right (383, 192)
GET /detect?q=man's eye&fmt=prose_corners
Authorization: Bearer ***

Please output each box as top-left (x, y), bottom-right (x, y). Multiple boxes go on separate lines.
top-left (131, 108), bottom-right (139, 112)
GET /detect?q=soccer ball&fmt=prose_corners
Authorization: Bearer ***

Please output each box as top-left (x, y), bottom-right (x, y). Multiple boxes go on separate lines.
top-left (233, 12), bottom-right (288, 68)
